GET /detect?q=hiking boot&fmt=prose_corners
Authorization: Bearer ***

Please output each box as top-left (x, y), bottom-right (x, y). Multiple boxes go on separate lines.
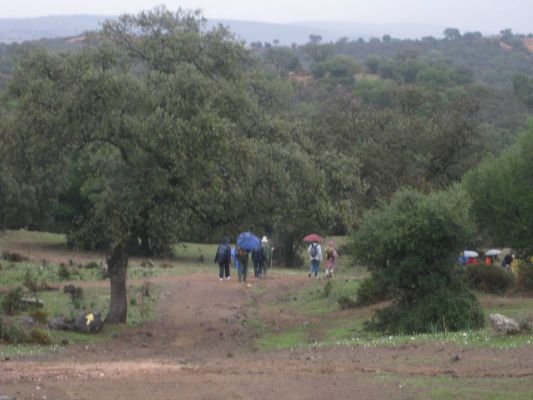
top-left (219, 278), bottom-right (223, 281)
top-left (308, 272), bottom-right (311, 277)
top-left (226, 276), bottom-right (231, 280)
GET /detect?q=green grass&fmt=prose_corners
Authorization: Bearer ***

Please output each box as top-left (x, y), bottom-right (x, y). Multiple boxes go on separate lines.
top-left (378, 374), bottom-right (533, 400)
top-left (252, 277), bottom-right (533, 352)
top-left (0, 281), bottom-right (157, 356)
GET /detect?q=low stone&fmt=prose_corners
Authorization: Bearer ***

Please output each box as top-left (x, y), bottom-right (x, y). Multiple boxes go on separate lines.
top-left (489, 313), bottom-right (521, 334)
top-left (48, 317), bottom-right (73, 331)
top-left (0, 395), bottom-right (17, 400)
top-left (17, 316), bottom-right (36, 326)
top-left (21, 298), bottom-right (43, 308)
top-left (73, 311), bottom-right (104, 334)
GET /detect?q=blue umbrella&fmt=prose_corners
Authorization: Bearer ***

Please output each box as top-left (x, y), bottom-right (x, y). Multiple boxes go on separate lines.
top-left (236, 232), bottom-right (261, 251)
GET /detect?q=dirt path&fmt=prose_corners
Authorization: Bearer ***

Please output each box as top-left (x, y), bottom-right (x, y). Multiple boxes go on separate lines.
top-left (2, 273), bottom-right (533, 399)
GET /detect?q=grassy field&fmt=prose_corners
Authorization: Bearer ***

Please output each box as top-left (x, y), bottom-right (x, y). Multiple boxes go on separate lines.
top-left (253, 277), bottom-right (533, 352)
top-left (2, 229), bottom-right (533, 358)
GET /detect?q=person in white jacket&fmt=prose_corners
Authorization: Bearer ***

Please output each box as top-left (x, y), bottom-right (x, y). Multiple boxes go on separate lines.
top-left (308, 241), bottom-right (322, 278)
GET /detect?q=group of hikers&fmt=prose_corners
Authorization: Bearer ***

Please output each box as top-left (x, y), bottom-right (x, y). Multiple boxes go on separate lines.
top-left (214, 236), bottom-right (273, 282)
top-left (215, 236), bottom-right (339, 282)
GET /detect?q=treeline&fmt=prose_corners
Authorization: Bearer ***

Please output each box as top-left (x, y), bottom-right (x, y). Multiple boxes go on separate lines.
top-left (0, 8), bottom-right (532, 265)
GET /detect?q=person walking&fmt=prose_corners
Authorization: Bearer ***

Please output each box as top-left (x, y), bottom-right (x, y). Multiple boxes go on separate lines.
top-left (252, 245), bottom-right (265, 278)
top-left (261, 236), bottom-right (273, 277)
top-left (236, 245), bottom-right (250, 283)
top-left (308, 241), bottom-right (322, 278)
top-left (214, 237), bottom-right (231, 281)
top-left (324, 240), bottom-right (338, 277)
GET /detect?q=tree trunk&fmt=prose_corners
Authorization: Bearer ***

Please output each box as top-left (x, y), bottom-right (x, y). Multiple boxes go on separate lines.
top-left (105, 243), bottom-right (129, 323)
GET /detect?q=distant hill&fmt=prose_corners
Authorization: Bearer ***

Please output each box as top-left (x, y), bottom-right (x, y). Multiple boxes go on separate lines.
top-left (0, 15), bottom-right (111, 43)
top-left (0, 15), bottom-right (449, 45)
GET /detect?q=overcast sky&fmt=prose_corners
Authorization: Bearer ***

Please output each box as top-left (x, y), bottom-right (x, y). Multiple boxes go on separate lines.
top-left (1, 0), bottom-right (531, 34)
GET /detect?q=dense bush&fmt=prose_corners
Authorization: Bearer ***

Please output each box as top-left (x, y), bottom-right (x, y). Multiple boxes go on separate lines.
top-left (1, 287), bottom-right (26, 315)
top-left (466, 264), bottom-right (514, 294)
top-left (514, 260), bottom-right (533, 292)
top-left (355, 273), bottom-right (392, 306)
top-left (29, 328), bottom-right (52, 344)
top-left (57, 263), bottom-right (71, 280)
top-left (338, 295), bottom-right (357, 310)
top-left (351, 188), bottom-right (484, 334)
top-left (367, 288), bottom-right (484, 334)
top-left (0, 318), bottom-right (30, 343)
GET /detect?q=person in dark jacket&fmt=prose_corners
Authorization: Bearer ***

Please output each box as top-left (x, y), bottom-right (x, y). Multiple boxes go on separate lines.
top-left (214, 237), bottom-right (231, 281)
top-left (252, 246), bottom-right (266, 278)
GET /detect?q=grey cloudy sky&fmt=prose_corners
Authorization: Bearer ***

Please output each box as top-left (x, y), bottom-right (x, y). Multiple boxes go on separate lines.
top-left (1, 0), bottom-right (532, 33)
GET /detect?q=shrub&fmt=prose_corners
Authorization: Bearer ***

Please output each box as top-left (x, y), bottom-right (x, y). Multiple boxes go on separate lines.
top-left (350, 188), bottom-right (484, 334)
top-left (63, 284), bottom-right (83, 300)
top-left (30, 309), bottom-right (49, 324)
top-left (29, 328), bottom-right (52, 345)
top-left (466, 264), bottom-right (514, 294)
top-left (1, 251), bottom-right (29, 262)
top-left (84, 261), bottom-right (99, 269)
top-left (58, 263), bottom-right (71, 280)
top-left (515, 261), bottom-right (533, 292)
top-left (356, 274), bottom-right (392, 306)
top-left (366, 289), bottom-right (485, 334)
top-left (338, 295), bottom-right (357, 310)
top-left (0, 320), bottom-right (30, 344)
top-left (1, 287), bottom-right (26, 315)
top-left (130, 298), bottom-right (137, 306)
top-left (23, 270), bottom-right (39, 293)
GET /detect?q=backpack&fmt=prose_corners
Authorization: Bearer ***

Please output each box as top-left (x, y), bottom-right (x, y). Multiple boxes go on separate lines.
top-left (237, 247), bottom-right (247, 257)
top-left (310, 244), bottom-right (318, 258)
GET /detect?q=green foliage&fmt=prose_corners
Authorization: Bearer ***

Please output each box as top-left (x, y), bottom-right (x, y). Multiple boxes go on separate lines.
top-left (311, 55), bottom-right (361, 84)
top-left (0, 319), bottom-right (29, 344)
top-left (465, 125), bottom-right (533, 255)
top-left (351, 188), bottom-right (483, 334)
top-left (466, 264), bottom-right (514, 294)
top-left (512, 74), bottom-right (533, 109)
top-left (338, 295), bottom-right (357, 310)
top-left (57, 264), bottom-right (71, 280)
top-left (29, 328), bottom-right (52, 344)
top-left (514, 261), bottom-right (533, 292)
top-left (367, 289), bottom-right (484, 334)
top-left (355, 274), bottom-right (391, 306)
top-left (1, 287), bottom-right (26, 315)
top-left (84, 261), bottom-right (99, 269)
top-left (23, 270), bottom-right (38, 292)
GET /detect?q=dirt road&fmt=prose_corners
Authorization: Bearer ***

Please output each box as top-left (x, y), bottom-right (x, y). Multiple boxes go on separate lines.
top-left (1, 273), bottom-right (533, 399)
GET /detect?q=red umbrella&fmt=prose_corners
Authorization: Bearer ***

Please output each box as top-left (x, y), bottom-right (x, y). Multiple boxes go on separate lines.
top-left (303, 233), bottom-right (323, 242)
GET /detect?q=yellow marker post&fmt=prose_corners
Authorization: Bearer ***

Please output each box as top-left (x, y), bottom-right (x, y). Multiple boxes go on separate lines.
top-left (86, 313), bottom-right (94, 326)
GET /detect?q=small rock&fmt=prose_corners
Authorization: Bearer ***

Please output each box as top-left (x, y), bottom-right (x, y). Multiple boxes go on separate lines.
top-left (489, 314), bottom-right (521, 334)
top-left (17, 316), bottom-right (36, 326)
top-left (21, 298), bottom-right (43, 308)
top-left (451, 353), bottom-right (461, 362)
top-left (73, 311), bottom-right (104, 334)
top-left (0, 395), bottom-right (17, 400)
top-left (48, 317), bottom-right (73, 331)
